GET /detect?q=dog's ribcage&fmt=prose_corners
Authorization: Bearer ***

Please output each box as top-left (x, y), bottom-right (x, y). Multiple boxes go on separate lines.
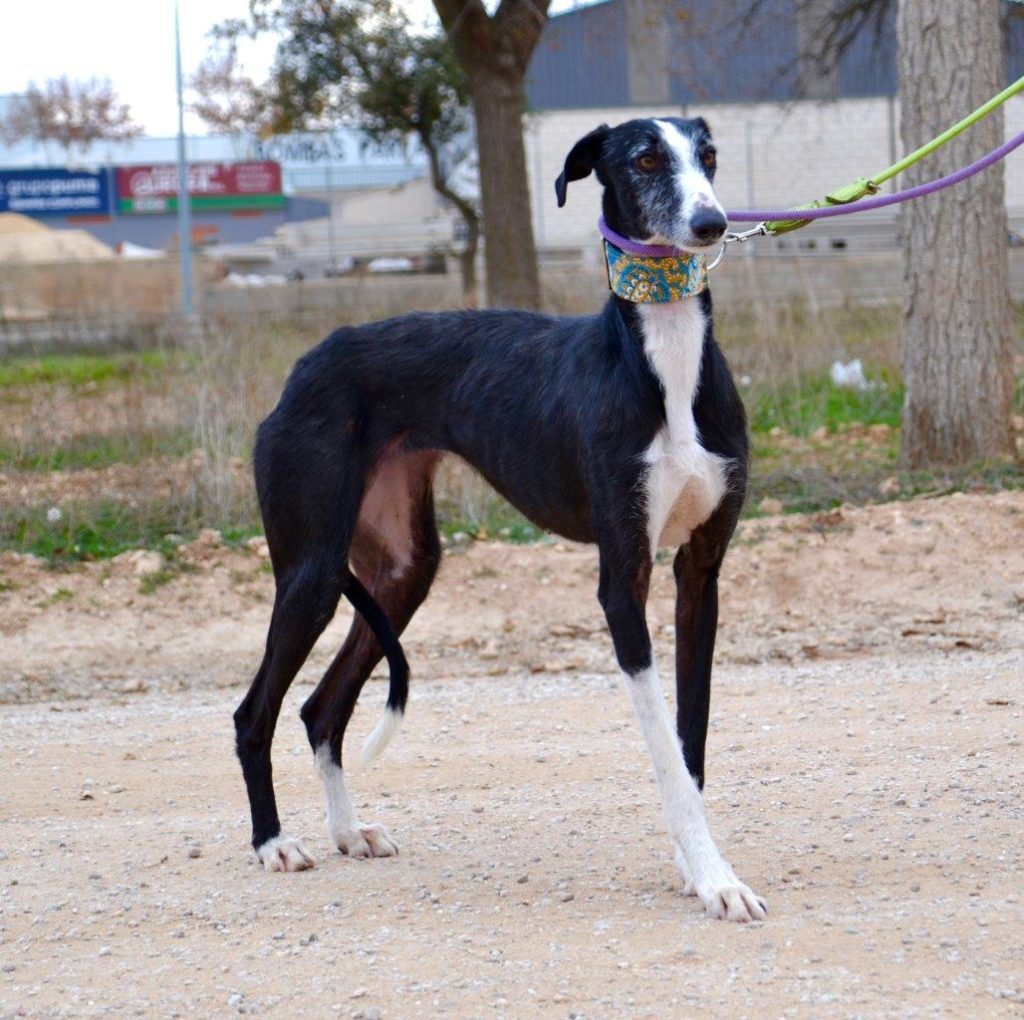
top-left (639, 300), bottom-right (728, 554)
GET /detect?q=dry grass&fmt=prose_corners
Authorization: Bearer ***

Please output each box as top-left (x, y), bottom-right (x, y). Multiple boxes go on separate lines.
top-left (0, 258), bottom-right (223, 322)
top-left (0, 279), bottom-right (1020, 562)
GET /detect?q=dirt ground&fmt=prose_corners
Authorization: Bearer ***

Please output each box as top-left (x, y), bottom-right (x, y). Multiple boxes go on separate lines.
top-left (1, 492), bottom-right (1022, 1018)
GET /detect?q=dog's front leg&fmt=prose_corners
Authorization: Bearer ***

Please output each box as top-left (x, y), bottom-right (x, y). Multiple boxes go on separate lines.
top-left (598, 544), bottom-right (765, 923)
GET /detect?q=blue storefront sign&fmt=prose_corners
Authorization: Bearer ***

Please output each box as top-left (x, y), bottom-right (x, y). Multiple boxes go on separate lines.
top-left (0, 168), bottom-right (113, 216)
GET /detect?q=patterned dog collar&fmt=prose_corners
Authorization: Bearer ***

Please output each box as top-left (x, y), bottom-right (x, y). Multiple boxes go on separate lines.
top-left (603, 239), bottom-right (708, 304)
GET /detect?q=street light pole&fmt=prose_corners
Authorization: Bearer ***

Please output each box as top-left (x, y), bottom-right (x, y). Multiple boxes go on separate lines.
top-left (174, 0), bottom-right (195, 320)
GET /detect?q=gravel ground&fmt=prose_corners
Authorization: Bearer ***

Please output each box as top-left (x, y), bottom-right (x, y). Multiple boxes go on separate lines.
top-left (1, 492), bottom-right (1022, 1017)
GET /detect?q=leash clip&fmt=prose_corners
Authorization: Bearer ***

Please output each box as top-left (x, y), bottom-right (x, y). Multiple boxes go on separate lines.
top-left (727, 222), bottom-right (769, 244)
top-left (707, 222), bottom-right (768, 271)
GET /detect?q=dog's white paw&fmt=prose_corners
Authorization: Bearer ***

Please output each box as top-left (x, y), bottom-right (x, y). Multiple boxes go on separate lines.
top-left (673, 847), bottom-right (698, 897)
top-left (678, 846), bottom-right (766, 922)
top-left (256, 834), bottom-right (315, 873)
top-left (333, 823), bottom-right (398, 859)
top-left (696, 873), bottom-right (767, 923)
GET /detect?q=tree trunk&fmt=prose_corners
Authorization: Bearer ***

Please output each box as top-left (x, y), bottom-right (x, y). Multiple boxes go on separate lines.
top-left (432, 0), bottom-right (549, 310)
top-left (421, 130), bottom-right (480, 307)
top-left (469, 66), bottom-right (541, 308)
top-left (459, 215), bottom-right (480, 308)
top-left (897, 0), bottom-right (1015, 467)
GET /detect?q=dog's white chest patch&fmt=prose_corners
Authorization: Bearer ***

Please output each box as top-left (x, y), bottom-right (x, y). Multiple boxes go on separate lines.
top-left (639, 301), bottom-right (728, 552)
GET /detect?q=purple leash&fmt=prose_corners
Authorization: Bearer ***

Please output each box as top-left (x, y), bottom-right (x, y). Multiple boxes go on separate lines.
top-left (727, 129), bottom-right (1024, 223)
top-left (598, 130), bottom-right (1024, 257)
top-left (598, 220), bottom-right (685, 258)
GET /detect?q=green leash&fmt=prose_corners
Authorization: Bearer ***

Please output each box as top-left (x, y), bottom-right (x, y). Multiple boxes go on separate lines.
top-left (762, 76), bottom-right (1024, 235)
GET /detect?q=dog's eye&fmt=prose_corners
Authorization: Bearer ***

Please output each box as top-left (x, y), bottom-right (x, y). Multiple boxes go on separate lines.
top-left (701, 148), bottom-right (716, 168)
top-left (636, 153), bottom-right (657, 172)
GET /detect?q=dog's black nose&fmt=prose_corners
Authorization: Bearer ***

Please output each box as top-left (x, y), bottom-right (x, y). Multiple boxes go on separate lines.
top-left (690, 209), bottom-right (727, 242)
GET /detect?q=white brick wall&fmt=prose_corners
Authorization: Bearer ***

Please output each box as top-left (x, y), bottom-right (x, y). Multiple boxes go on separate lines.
top-left (1002, 97), bottom-right (1024, 210)
top-left (526, 96), bottom-right (1024, 254)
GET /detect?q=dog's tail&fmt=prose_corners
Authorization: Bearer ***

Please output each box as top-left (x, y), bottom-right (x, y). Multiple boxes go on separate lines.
top-left (342, 573), bottom-right (408, 764)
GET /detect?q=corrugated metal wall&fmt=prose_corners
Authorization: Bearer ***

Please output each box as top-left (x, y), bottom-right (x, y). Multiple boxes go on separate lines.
top-left (525, 2), bottom-right (630, 110)
top-left (525, 0), bottom-right (961, 110)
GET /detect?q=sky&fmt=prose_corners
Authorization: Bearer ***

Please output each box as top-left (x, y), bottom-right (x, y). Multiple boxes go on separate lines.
top-left (0, 0), bottom-right (589, 138)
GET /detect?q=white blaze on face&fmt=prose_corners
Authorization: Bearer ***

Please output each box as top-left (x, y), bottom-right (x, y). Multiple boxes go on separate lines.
top-left (655, 119), bottom-right (725, 237)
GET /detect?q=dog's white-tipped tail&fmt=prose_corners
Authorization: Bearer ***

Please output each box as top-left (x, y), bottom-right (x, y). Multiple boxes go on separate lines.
top-left (362, 707), bottom-right (403, 764)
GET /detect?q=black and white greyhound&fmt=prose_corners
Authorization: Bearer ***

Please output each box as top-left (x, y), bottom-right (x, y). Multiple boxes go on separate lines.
top-left (234, 116), bottom-right (766, 922)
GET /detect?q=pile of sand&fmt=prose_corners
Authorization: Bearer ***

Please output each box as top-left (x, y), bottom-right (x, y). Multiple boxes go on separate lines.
top-left (0, 211), bottom-right (114, 263)
top-left (0, 212), bottom-right (49, 235)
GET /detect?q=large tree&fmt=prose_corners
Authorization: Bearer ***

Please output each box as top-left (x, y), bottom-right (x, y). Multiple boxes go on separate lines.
top-left (433, 0), bottom-right (551, 309)
top-left (733, 0), bottom-right (1016, 467)
top-left (196, 0), bottom-right (481, 304)
top-left (0, 77), bottom-right (142, 159)
top-left (897, 0), bottom-right (1015, 465)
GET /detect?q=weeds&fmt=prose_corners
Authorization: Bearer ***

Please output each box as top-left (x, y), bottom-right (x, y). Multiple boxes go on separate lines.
top-left (0, 427), bottom-right (194, 471)
top-left (35, 587), bottom-right (74, 608)
top-left (0, 350), bottom-right (178, 389)
top-left (1, 300), bottom-right (1020, 563)
top-left (746, 370), bottom-right (903, 436)
top-left (138, 566), bottom-right (177, 595)
top-left (6, 503), bottom-right (191, 564)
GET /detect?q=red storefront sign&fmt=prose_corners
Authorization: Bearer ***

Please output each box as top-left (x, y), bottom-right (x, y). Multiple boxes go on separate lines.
top-left (116, 162), bottom-right (283, 213)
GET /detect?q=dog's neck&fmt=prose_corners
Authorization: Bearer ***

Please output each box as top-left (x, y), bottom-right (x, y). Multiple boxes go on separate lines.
top-left (603, 239), bottom-right (708, 304)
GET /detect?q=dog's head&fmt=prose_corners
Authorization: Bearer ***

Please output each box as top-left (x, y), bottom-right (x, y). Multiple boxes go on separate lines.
top-left (554, 117), bottom-right (726, 252)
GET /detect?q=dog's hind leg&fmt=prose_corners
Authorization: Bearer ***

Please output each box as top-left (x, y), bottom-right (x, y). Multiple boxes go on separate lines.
top-left (235, 552), bottom-right (356, 871)
top-left (235, 441), bottom-right (372, 872)
top-left (300, 451), bottom-right (441, 859)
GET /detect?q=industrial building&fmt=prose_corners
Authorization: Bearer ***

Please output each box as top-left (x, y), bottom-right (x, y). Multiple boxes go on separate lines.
top-left (3, 0), bottom-right (1024, 272)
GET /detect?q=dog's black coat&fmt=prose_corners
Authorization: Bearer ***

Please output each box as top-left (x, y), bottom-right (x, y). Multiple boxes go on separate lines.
top-left (235, 117), bottom-right (748, 863)
top-left (262, 302), bottom-right (671, 543)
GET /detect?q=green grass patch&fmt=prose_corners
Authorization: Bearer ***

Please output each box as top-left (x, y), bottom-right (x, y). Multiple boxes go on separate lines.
top-left (748, 458), bottom-right (1022, 517)
top-left (437, 501), bottom-right (545, 544)
top-left (36, 587), bottom-right (74, 608)
top-left (138, 567), bottom-right (176, 595)
top-left (2, 503), bottom-right (190, 563)
top-left (0, 349), bottom-right (181, 389)
top-left (0, 426), bottom-right (195, 472)
top-left (0, 498), bottom-right (265, 565)
top-left (0, 330), bottom-right (1018, 561)
top-left (1, 455), bottom-right (1019, 565)
top-left (748, 370), bottom-right (903, 437)
top-left (219, 525), bottom-right (265, 548)
top-left (37, 589), bottom-right (74, 606)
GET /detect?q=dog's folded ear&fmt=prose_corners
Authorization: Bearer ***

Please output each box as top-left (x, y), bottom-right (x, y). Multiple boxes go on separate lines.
top-left (554, 124), bottom-right (610, 208)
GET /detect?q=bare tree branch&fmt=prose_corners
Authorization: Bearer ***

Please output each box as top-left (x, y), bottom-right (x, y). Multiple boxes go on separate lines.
top-left (1, 77), bottom-right (143, 156)
top-left (192, 0), bottom-right (481, 300)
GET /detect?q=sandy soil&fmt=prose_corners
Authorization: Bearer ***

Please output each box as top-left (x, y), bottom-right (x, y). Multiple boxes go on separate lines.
top-left (1, 492), bottom-right (1022, 1017)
